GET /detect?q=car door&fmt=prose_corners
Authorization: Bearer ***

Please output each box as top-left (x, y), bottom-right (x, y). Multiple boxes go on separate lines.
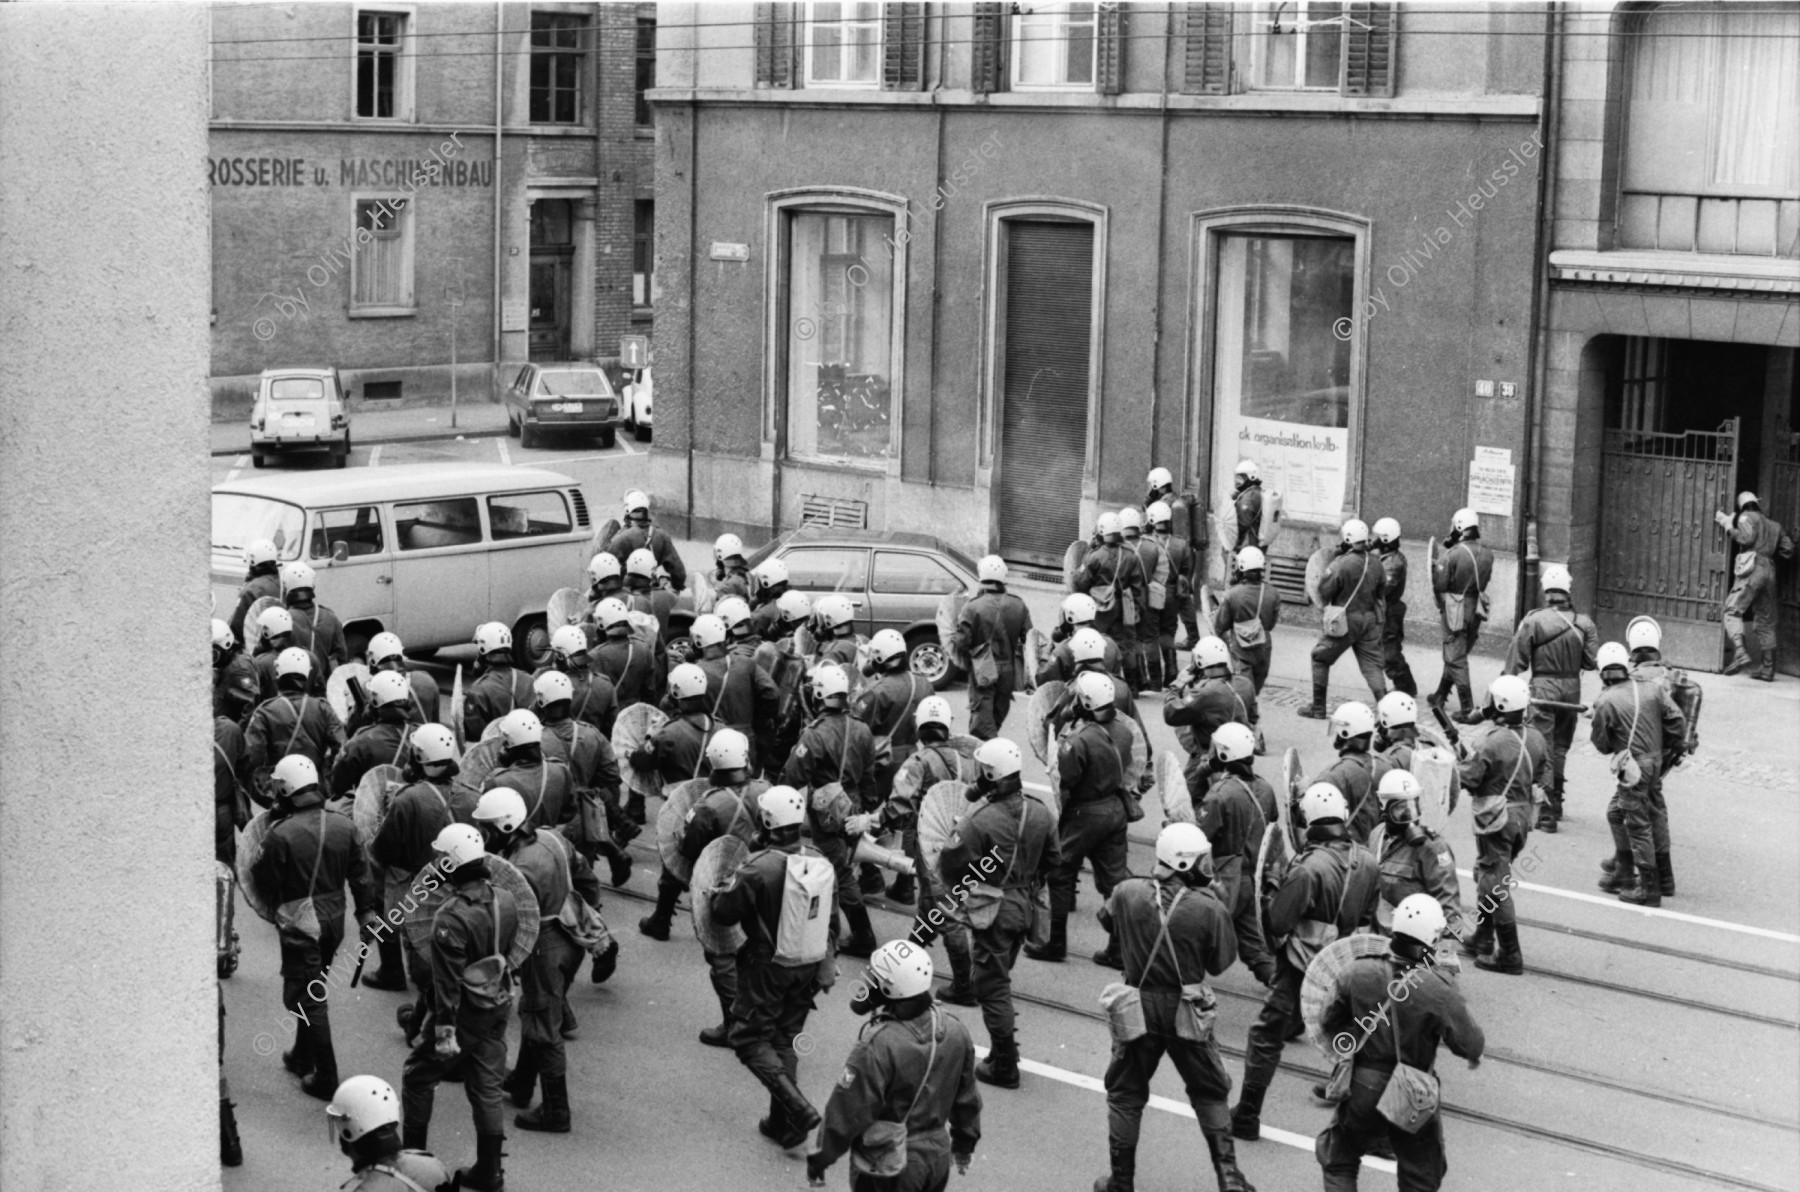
top-left (389, 496), bottom-right (490, 648)
top-left (779, 546), bottom-right (872, 633)
top-left (869, 550), bottom-right (969, 636)
top-left (308, 504), bottom-right (395, 631)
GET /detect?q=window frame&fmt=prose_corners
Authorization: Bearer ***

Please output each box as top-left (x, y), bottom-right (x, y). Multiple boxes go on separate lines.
top-left (486, 490), bottom-right (574, 542)
top-left (804, 0), bottom-right (884, 90)
top-left (352, 6), bottom-right (415, 122)
top-left (529, 11), bottom-right (591, 127)
top-left (872, 550), bottom-right (962, 596)
top-left (635, 15), bottom-right (658, 127)
top-left (1010, 1), bottom-right (1100, 92)
top-left (780, 546), bottom-right (872, 594)
top-left (309, 505), bottom-right (388, 561)
top-left (634, 200), bottom-right (655, 310)
top-left (392, 497), bottom-right (485, 553)
top-left (348, 193), bottom-right (416, 316)
top-left (1247, 0), bottom-right (1347, 92)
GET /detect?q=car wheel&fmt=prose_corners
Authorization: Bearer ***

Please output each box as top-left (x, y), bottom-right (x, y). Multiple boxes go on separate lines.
top-left (635, 424), bottom-right (651, 443)
top-left (333, 451), bottom-right (349, 469)
top-left (908, 634), bottom-right (954, 690)
top-left (520, 422), bottom-right (539, 449)
top-left (514, 616), bottom-right (551, 669)
top-left (600, 426), bottom-right (617, 449)
top-left (507, 412), bottom-right (521, 439)
top-left (251, 453), bottom-right (266, 469)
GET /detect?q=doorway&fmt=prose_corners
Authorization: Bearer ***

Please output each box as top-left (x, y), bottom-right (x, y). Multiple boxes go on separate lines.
top-left (529, 199), bottom-right (573, 361)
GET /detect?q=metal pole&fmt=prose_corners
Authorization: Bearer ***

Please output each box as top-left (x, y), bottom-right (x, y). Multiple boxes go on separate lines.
top-left (450, 306), bottom-right (459, 429)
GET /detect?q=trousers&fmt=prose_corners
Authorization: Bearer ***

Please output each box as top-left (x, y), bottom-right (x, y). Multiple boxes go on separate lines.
top-left (849, 1148), bottom-right (953, 1192)
top-left (1216, 862), bottom-right (1274, 979)
top-left (1526, 676), bottom-right (1580, 811)
top-left (971, 897), bottom-right (1030, 1044)
top-left (519, 923), bottom-right (581, 1078)
top-left (968, 666), bottom-right (1017, 742)
top-left (1607, 771), bottom-right (1669, 873)
top-left (1724, 565), bottom-right (1778, 656)
top-left (1381, 602), bottom-right (1416, 696)
top-left (1438, 622), bottom-right (1479, 694)
top-left (1228, 642), bottom-right (1272, 694)
top-left (1473, 805), bottom-right (1531, 927)
top-left (730, 956), bottom-right (820, 1093)
top-left (1317, 1065), bottom-right (1447, 1190)
top-left (1105, 993), bottom-right (1234, 1173)
top-left (279, 920), bottom-right (345, 1060)
top-left (402, 1003), bottom-right (510, 1137)
top-left (1047, 799), bottom-right (1130, 915)
top-left (1312, 616), bottom-right (1389, 703)
top-left (1239, 957), bottom-right (1304, 1102)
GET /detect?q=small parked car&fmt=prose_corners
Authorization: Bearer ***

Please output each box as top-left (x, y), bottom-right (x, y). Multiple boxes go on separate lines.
top-left (250, 368), bottom-right (351, 468)
top-left (742, 527), bottom-right (980, 686)
top-left (504, 362), bottom-right (621, 449)
top-left (622, 366), bottom-right (653, 442)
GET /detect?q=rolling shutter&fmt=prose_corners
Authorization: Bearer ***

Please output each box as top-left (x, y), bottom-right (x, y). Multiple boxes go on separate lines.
top-left (882, 1), bottom-right (926, 91)
top-left (1341, 2), bottom-right (1397, 97)
top-left (971, 1), bottom-right (1008, 94)
top-left (998, 222), bottom-right (1095, 568)
top-left (754, 1), bottom-right (799, 89)
top-left (1096, 2), bottom-right (1124, 95)
top-left (1180, 3), bottom-right (1233, 95)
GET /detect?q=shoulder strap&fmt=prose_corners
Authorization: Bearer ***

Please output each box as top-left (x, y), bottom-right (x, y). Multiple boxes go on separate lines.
top-left (306, 808), bottom-right (328, 898)
top-left (904, 1007), bottom-right (941, 1122)
top-left (1329, 846), bottom-right (1362, 932)
top-left (711, 656), bottom-right (735, 719)
top-left (282, 695), bottom-right (311, 758)
top-left (691, 715), bottom-right (715, 780)
top-left (1457, 544), bottom-right (1479, 597)
top-left (1136, 885), bottom-right (1187, 990)
top-left (1502, 725), bottom-right (1532, 797)
top-left (366, 1165), bottom-right (434, 1192)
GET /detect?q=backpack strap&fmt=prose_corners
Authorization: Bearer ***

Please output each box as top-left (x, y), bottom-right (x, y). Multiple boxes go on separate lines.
top-left (1135, 885), bottom-right (1187, 990)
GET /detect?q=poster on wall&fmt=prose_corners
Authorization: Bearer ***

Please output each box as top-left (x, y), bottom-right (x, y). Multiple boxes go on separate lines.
top-left (1225, 414), bottom-right (1350, 524)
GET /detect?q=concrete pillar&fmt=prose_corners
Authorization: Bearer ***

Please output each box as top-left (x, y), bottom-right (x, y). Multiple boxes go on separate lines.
top-left (572, 197), bottom-right (598, 359)
top-left (0, 6), bottom-right (216, 1189)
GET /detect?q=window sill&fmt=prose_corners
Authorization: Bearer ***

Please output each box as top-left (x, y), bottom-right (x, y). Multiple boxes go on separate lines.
top-left (348, 306), bottom-right (418, 319)
top-left (784, 453), bottom-right (893, 473)
top-left (635, 126), bottom-right (656, 139)
top-left (1010, 83), bottom-right (1097, 93)
top-left (631, 307), bottom-right (655, 321)
top-left (350, 114), bottom-right (417, 125)
top-left (801, 80), bottom-right (882, 91)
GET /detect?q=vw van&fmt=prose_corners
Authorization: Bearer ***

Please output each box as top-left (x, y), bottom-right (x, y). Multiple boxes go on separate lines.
top-left (249, 368), bottom-right (352, 468)
top-left (211, 463), bottom-right (594, 666)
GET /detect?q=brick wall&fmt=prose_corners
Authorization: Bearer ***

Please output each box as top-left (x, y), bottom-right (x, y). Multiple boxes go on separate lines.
top-left (592, 3), bottom-right (652, 358)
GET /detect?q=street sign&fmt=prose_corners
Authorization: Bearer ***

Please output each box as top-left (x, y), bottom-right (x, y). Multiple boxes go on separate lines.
top-left (620, 335), bottom-right (649, 369)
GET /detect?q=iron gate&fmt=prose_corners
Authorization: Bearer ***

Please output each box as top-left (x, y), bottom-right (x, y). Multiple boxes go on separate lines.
top-left (1595, 419), bottom-right (1738, 672)
top-left (1771, 432), bottom-right (1800, 676)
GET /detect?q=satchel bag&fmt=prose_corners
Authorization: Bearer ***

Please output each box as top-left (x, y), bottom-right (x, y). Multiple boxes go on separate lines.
top-left (963, 797), bottom-right (1030, 930)
top-left (459, 888), bottom-right (516, 1011)
top-left (1322, 554), bottom-right (1368, 639)
top-left (850, 1008), bottom-right (940, 1178)
top-left (1281, 849), bottom-right (1364, 972)
top-left (970, 643), bottom-right (1000, 691)
top-left (1469, 727), bottom-right (1531, 836)
top-left (1442, 544), bottom-right (1482, 633)
top-left (274, 809), bottom-right (328, 943)
top-left (1610, 679), bottom-right (1644, 788)
top-left (1374, 992), bottom-right (1441, 1133)
top-left (1232, 581), bottom-right (1269, 649)
top-left (1099, 888), bottom-right (1182, 1045)
top-left (1099, 727), bottom-right (1145, 823)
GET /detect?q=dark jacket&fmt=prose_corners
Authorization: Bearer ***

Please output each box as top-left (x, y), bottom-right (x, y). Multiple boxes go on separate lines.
top-left (1099, 875), bottom-right (1236, 990)
top-left (1457, 723), bottom-right (1551, 809)
top-left (1074, 544), bottom-right (1147, 640)
top-left (1232, 482), bottom-right (1264, 550)
top-left (815, 1003), bottom-right (983, 1171)
top-left (1162, 674), bottom-right (1257, 756)
top-left (854, 671), bottom-right (929, 753)
top-left (1319, 547), bottom-right (1384, 618)
top-left (605, 523), bottom-right (687, 591)
top-left (1504, 602), bottom-right (1599, 687)
top-left (882, 738), bottom-right (980, 832)
top-left (370, 778), bottom-right (464, 876)
top-left (1591, 677), bottom-right (1686, 776)
top-left (783, 711), bottom-right (877, 805)
top-left (214, 715), bottom-right (251, 864)
top-left (590, 635), bottom-right (656, 709)
top-left (287, 600), bottom-right (348, 670)
top-left (244, 691), bottom-right (345, 781)
top-left (534, 663), bottom-right (617, 738)
top-left (485, 756), bottom-right (575, 833)
top-left (1038, 632), bottom-right (1124, 686)
top-left (940, 789), bottom-right (1059, 904)
top-left (331, 716), bottom-right (412, 798)
top-left (428, 876), bottom-right (520, 1020)
top-left (711, 840), bottom-right (837, 963)
top-left (678, 780), bottom-right (769, 862)
top-left (1309, 749), bottom-right (1392, 846)
top-left (1197, 771), bottom-right (1272, 880)
top-left (1213, 580), bottom-right (1281, 650)
top-left (250, 790), bottom-right (377, 929)
top-left (1434, 538), bottom-right (1494, 628)
top-left (1321, 955), bottom-right (1484, 1072)
top-left (1376, 826), bottom-right (1468, 937)
top-left (1055, 717), bottom-right (1134, 807)
top-left (1266, 828), bottom-right (1380, 955)
top-left (634, 711), bottom-right (716, 788)
top-left (462, 665), bottom-right (536, 744)
top-left (695, 651), bottom-right (779, 740)
top-left (228, 570), bottom-right (282, 642)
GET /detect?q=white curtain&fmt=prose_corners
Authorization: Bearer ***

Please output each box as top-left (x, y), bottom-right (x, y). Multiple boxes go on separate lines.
top-left (1712, 8), bottom-right (1800, 190)
top-left (786, 212), bottom-right (893, 460)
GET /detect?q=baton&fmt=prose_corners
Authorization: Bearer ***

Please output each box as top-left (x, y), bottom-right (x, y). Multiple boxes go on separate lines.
top-left (1532, 698), bottom-right (1589, 713)
top-left (349, 948), bottom-right (368, 988)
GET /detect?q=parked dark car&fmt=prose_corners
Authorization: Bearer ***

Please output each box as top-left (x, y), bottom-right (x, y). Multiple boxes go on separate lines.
top-left (503, 362), bottom-right (622, 449)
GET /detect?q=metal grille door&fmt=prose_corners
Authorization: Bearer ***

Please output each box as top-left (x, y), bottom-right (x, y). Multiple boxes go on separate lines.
top-left (1595, 419), bottom-right (1738, 671)
top-left (1771, 432), bottom-right (1799, 676)
top-left (997, 221), bottom-right (1093, 568)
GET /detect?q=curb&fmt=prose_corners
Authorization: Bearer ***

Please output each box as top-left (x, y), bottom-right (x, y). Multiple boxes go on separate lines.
top-left (210, 427), bottom-right (508, 458)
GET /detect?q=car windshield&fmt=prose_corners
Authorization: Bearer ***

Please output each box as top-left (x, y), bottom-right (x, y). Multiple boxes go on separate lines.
top-left (269, 377), bottom-right (326, 401)
top-left (537, 370), bottom-right (612, 398)
top-left (211, 493), bottom-right (305, 560)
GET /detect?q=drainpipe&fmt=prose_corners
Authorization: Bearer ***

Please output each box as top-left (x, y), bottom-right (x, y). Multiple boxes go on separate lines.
top-left (925, 4), bottom-right (946, 487)
top-left (1520, 3), bottom-right (1562, 617)
top-left (492, 4), bottom-right (505, 397)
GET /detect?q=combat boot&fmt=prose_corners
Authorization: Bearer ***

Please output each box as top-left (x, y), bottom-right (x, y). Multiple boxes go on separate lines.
top-left (638, 875), bottom-right (682, 940)
top-left (455, 1132), bottom-right (506, 1191)
top-left (841, 904), bottom-right (879, 959)
top-left (1297, 685), bottom-right (1329, 720)
top-left (1228, 1097), bottom-right (1262, 1142)
top-left (976, 1031), bottom-right (1021, 1089)
top-left (1753, 657), bottom-right (1775, 682)
top-left (1452, 685), bottom-right (1479, 724)
top-left (1596, 853), bottom-right (1634, 893)
top-left (1656, 852), bottom-right (1675, 897)
top-left (886, 873), bottom-right (916, 904)
top-left (504, 1047), bottom-right (539, 1108)
top-left (1092, 930), bottom-right (1123, 970)
top-left (1475, 923), bottom-right (1523, 974)
top-left (1618, 878), bottom-right (1661, 907)
top-left (1458, 911), bottom-right (1493, 959)
top-left (515, 1074), bottom-right (571, 1134)
top-left (757, 1092), bottom-right (790, 1143)
top-left (1723, 637), bottom-right (1752, 675)
top-left (770, 1074), bottom-right (821, 1148)
top-left (298, 1038), bottom-right (339, 1101)
top-left (1206, 1131), bottom-right (1256, 1191)
top-left (364, 933), bottom-right (410, 991)
top-left (699, 1018), bottom-right (734, 1049)
top-left (1094, 1140), bottom-right (1136, 1191)
top-left (220, 1097), bottom-right (243, 1167)
top-left (1025, 912), bottom-right (1068, 962)
top-left (402, 1119), bottom-right (428, 1152)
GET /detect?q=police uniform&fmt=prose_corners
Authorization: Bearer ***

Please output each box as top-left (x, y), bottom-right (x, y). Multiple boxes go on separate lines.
top-left (814, 1003), bottom-right (984, 1192)
top-left (341, 1151), bottom-right (451, 1192)
top-left (228, 568), bottom-right (281, 643)
top-left (1212, 577), bottom-right (1282, 694)
top-left (749, 586), bottom-right (790, 645)
top-left (1502, 599), bottom-right (1598, 824)
top-left (678, 779), bottom-right (770, 1033)
top-left (1374, 825), bottom-right (1468, 942)
top-left (1048, 664), bottom-right (1145, 739)
top-left (1376, 544), bottom-right (1416, 697)
top-left (1149, 529), bottom-right (1195, 680)
top-left (287, 598), bottom-right (348, 673)
top-left (371, 775), bottom-right (472, 1007)
top-left (605, 522), bottom-right (688, 591)
top-left (696, 649), bottom-right (780, 767)
top-left (1310, 547), bottom-right (1389, 708)
top-left (633, 711), bottom-right (716, 791)
top-left (1376, 727), bottom-right (1420, 774)
top-left (500, 827), bottom-right (601, 1110)
top-left (783, 710), bottom-right (877, 911)
top-left (1230, 481), bottom-right (1264, 552)
top-left (1098, 875), bottom-right (1244, 1192)
top-left (535, 663), bottom-right (617, 738)
top-left (954, 587), bottom-right (1032, 740)
top-left (714, 564), bottom-right (752, 605)
top-left (214, 714), bottom-right (250, 866)
top-left (1037, 631), bottom-right (1125, 687)
top-left (215, 650), bottom-right (260, 719)
top-left (331, 714), bottom-right (413, 798)
top-left (1162, 673), bottom-right (1258, 797)
top-left (1047, 717), bottom-right (1135, 921)
top-left (1723, 509), bottom-right (1793, 678)
top-left (591, 633), bottom-right (657, 709)
top-left (1146, 482), bottom-right (1205, 648)
top-left (1132, 532), bottom-right (1177, 690)
top-left (244, 691), bottom-right (346, 796)
top-left (1590, 675), bottom-right (1686, 900)
top-left (1456, 722), bottom-right (1550, 940)
top-left (540, 711), bottom-right (625, 857)
top-left (253, 643), bottom-right (331, 702)
top-left (1316, 954), bottom-right (1484, 1190)
top-left (1309, 749), bottom-right (1392, 846)
top-left (1432, 538), bottom-right (1494, 712)
top-left (885, 738), bottom-right (982, 991)
top-left (1074, 545), bottom-right (1149, 689)
top-left (484, 754), bottom-right (575, 835)
top-left (853, 671), bottom-right (929, 803)
top-left (461, 665), bottom-right (536, 745)
top-left (1196, 770), bottom-right (1277, 983)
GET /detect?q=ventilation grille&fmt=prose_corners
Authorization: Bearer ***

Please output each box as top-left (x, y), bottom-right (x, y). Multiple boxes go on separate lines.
top-left (361, 381), bottom-right (403, 400)
top-left (569, 488), bottom-right (590, 528)
top-left (799, 495), bottom-right (868, 529)
top-left (1267, 554), bottom-right (1311, 604)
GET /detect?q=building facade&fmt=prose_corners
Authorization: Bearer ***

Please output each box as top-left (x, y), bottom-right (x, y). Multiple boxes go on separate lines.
top-left (1531, 2), bottom-right (1799, 674)
top-left (208, 1), bottom-right (658, 416)
top-left (650, 1), bottom-right (1551, 631)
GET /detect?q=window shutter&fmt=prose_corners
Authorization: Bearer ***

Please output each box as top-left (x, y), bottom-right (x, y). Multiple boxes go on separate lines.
top-left (1096, 2), bottom-right (1124, 95)
top-left (882, 1), bottom-right (926, 91)
top-left (971, 1), bottom-right (1008, 95)
top-left (755, 1), bottom-right (798, 89)
top-left (1341, 2), bottom-right (1397, 97)
top-left (1180, 3), bottom-right (1232, 95)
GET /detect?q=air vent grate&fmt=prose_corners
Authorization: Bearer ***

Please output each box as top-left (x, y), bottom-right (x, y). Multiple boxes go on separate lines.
top-left (361, 381), bottom-right (402, 401)
top-left (1267, 554), bottom-right (1310, 604)
top-left (569, 488), bottom-right (590, 528)
top-left (798, 495), bottom-right (868, 529)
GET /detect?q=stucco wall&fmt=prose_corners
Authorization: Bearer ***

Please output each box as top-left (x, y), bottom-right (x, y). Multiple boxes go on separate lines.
top-left (0, 6), bottom-right (218, 1190)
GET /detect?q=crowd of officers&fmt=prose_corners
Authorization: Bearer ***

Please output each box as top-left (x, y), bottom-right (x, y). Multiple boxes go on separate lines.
top-left (208, 477), bottom-right (1727, 1191)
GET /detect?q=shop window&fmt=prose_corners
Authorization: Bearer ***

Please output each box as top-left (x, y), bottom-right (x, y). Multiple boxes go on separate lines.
top-left (806, 1), bottom-right (881, 87)
top-left (351, 197), bottom-right (414, 311)
top-left (355, 11), bottom-right (412, 120)
top-left (634, 201), bottom-right (655, 308)
top-left (530, 12), bottom-right (589, 125)
top-left (636, 16), bottom-right (657, 126)
top-left (784, 210), bottom-right (896, 463)
top-left (1013, 2), bottom-right (1098, 90)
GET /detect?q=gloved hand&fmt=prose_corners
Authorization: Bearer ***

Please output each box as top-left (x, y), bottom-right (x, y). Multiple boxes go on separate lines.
top-left (954, 1153), bottom-right (973, 1176)
top-left (1137, 773), bottom-right (1155, 795)
top-left (1466, 1057), bottom-right (1481, 1070)
top-left (434, 1025), bottom-right (460, 1060)
top-left (358, 912), bottom-right (383, 938)
top-left (844, 813), bottom-right (876, 838)
top-left (1714, 510), bottom-right (1733, 531)
top-left (805, 1152), bottom-right (829, 1185)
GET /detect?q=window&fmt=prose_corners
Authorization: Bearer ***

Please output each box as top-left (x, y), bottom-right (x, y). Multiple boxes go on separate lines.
top-left (635, 16), bottom-right (657, 126)
top-left (1013, 2), bottom-right (1097, 89)
top-left (873, 552), bottom-right (961, 595)
top-left (1250, 1), bottom-right (1345, 90)
top-left (530, 12), bottom-right (588, 125)
top-left (393, 498), bottom-right (482, 551)
top-left (356, 12), bottom-right (409, 119)
top-left (351, 197), bottom-right (413, 310)
top-left (781, 547), bottom-right (869, 592)
top-left (634, 201), bottom-right (655, 307)
top-left (1211, 234), bottom-right (1355, 522)
top-left (309, 506), bottom-right (384, 560)
top-left (785, 211), bottom-right (895, 462)
top-left (535, 368), bottom-right (612, 397)
top-left (270, 378), bottom-right (325, 401)
top-left (213, 495), bottom-right (305, 561)
top-left (807, 1), bottom-right (881, 87)
top-left (488, 491), bottom-right (572, 540)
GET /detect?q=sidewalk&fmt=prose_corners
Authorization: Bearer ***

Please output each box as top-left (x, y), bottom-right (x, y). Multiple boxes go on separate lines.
top-left (209, 401), bottom-right (511, 456)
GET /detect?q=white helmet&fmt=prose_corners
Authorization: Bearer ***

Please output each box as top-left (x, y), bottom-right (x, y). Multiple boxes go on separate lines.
top-left (1372, 517), bottom-right (1401, 545)
top-left (1118, 507), bottom-right (1144, 533)
top-left (595, 598), bottom-right (631, 629)
top-left (1069, 627), bottom-right (1109, 664)
top-left (716, 597), bottom-right (753, 632)
top-left (1061, 593), bottom-right (1099, 626)
top-left (714, 533), bottom-right (745, 563)
top-left (1340, 519), bottom-right (1370, 547)
top-left (1540, 563), bottom-right (1572, 595)
top-left (533, 670), bottom-right (575, 708)
top-left (1737, 490), bottom-right (1760, 510)
top-left (432, 823), bottom-right (486, 868)
top-left (550, 625), bottom-right (588, 661)
top-left (668, 663), bottom-right (708, 700)
top-left (1074, 670), bottom-right (1116, 712)
top-left (814, 593), bottom-right (856, 629)
top-left (245, 539), bottom-right (279, 567)
top-left (1236, 546), bottom-right (1266, 574)
top-left (368, 670), bottom-right (411, 708)
top-left (211, 619), bottom-right (235, 651)
top-left (759, 785), bottom-right (806, 830)
top-left (473, 622), bottom-right (512, 655)
top-left (275, 646), bottom-right (312, 679)
top-left (1155, 822), bottom-right (1212, 873)
top-left (367, 631), bottom-right (405, 668)
top-left (1626, 616), bottom-right (1661, 653)
top-left (1378, 769), bottom-right (1422, 802)
top-left (1234, 459), bottom-right (1258, 480)
top-left (751, 557), bottom-right (789, 587)
top-left (868, 629), bottom-right (907, 664)
top-left (1146, 466), bottom-right (1174, 491)
top-left (326, 1075), bottom-right (401, 1145)
top-left (280, 561), bottom-right (317, 593)
top-left (271, 755), bottom-right (319, 798)
top-left (1376, 691), bottom-right (1417, 729)
top-left (811, 663), bottom-right (851, 702)
top-left (497, 708), bottom-right (543, 749)
top-left (1146, 501), bottom-right (1172, 527)
top-left (977, 555), bottom-right (1008, 584)
top-left (705, 728), bottom-right (751, 772)
top-left (625, 548), bottom-right (657, 579)
top-left (472, 788), bottom-right (529, 834)
top-left (1211, 722), bottom-right (1256, 764)
top-left (974, 737), bottom-right (1023, 780)
top-left (1330, 701), bottom-right (1377, 743)
top-left (691, 614), bottom-right (727, 650)
top-left (775, 590), bottom-right (811, 623)
top-left (1451, 508), bottom-right (1479, 533)
top-left (1391, 893), bottom-right (1448, 946)
top-left (587, 552), bottom-right (623, 585)
top-left (1597, 641), bottom-right (1630, 672)
top-left (1299, 782), bottom-right (1349, 825)
top-left (915, 695), bottom-right (953, 731)
top-left (622, 489), bottom-right (650, 516)
top-left (259, 606), bottom-right (295, 638)
top-left (410, 723), bottom-right (459, 766)
top-left (1194, 636), bottom-right (1231, 670)
top-left (866, 939), bottom-right (934, 999)
top-left (1096, 512), bottom-right (1121, 539)
top-left (1488, 675), bottom-right (1530, 714)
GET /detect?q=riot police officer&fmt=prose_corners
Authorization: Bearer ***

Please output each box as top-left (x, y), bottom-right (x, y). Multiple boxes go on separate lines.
top-left (327, 1075), bottom-right (450, 1192)
top-left (1371, 518), bottom-right (1416, 697)
top-left (282, 559), bottom-right (347, 674)
top-left (1374, 692), bottom-right (1423, 772)
top-left (1502, 563), bottom-right (1598, 832)
top-left (1192, 723), bottom-right (1277, 986)
top-left (1212, 547), bottom-right (1282, 694)
top-left (1717, 491), bottom-right (1793, 680)
top-left (1302, 520), bottom-right (1388, 718)
top-left (364, 631), bottom-right (441, 729)
top-left (227, 538), bottom-right (282, 642)
top-left (955, 555), bottom-right (1032, 740)
top-left (1430, 508), bottom-right (1493, 723)
top-left (1162, 636), bottom-right (1258, 802)
top-left (748, 557), bottom-right (793, 642)
top-left (537, 624), bottom-right (616, 738)
top-left (462, 622), bottom-right (536, 744)
top-left (332, 670), bottom-right (414, 799)
top-left (1039, 593), bottom-right (1124, 685)
top-left (1370, 771), bottom-right (1470, 952)
top-left (243, 648), bottom-right (344, 794)
top-left (483, 709), bottom-right (574, 834)
top-left (783, 663), bottom-right (880, 957)
top-left (676, 730), bottom-right (770, 1047)
top-left (590, 597), bottom-right (656, 709)
top-left (1146, 466), bottom-right (1205, 652)
top-left (713, 533), bottom-right (753, 604)
top-left (1226, 460), bottom-right (1264, 552)
top-left (1456, 676), bottom-right (1549, 975)
top-left (1074, 513), bottom-right (1148, 688)
top-left (1307, 702), bottom-right (1392, 846)
top-left (1590, 642), bottom-right (1687, 908)
top-left (605, 489), bottom-right (688, 591)
top-left (1145, 500), bottom-right (1196, 683)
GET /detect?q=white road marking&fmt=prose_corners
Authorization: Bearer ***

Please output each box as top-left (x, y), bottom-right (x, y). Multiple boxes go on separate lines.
top-left (235, 454), bottom-right (248, 466)
top-left (497, 440), bottom-right (512, 467)
top-left (224, 469), bottom-right (241, 481)
top-left (973, 1045), bottom-right (1396, 1175)
top-left (368, 445), bottom-right (382, 467)
top-left (616, 435), bottom-right (639, 455)
top-left (1453, 868), bottom-right (1800, 943)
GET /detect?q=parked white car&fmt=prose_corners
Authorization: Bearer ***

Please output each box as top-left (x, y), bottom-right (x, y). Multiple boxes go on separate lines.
top-left (622, 366), bottom-right (652, 442)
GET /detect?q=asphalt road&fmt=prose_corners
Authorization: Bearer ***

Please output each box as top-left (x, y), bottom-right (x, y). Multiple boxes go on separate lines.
top-left (217, 438), bottom-right (1800, 1191)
